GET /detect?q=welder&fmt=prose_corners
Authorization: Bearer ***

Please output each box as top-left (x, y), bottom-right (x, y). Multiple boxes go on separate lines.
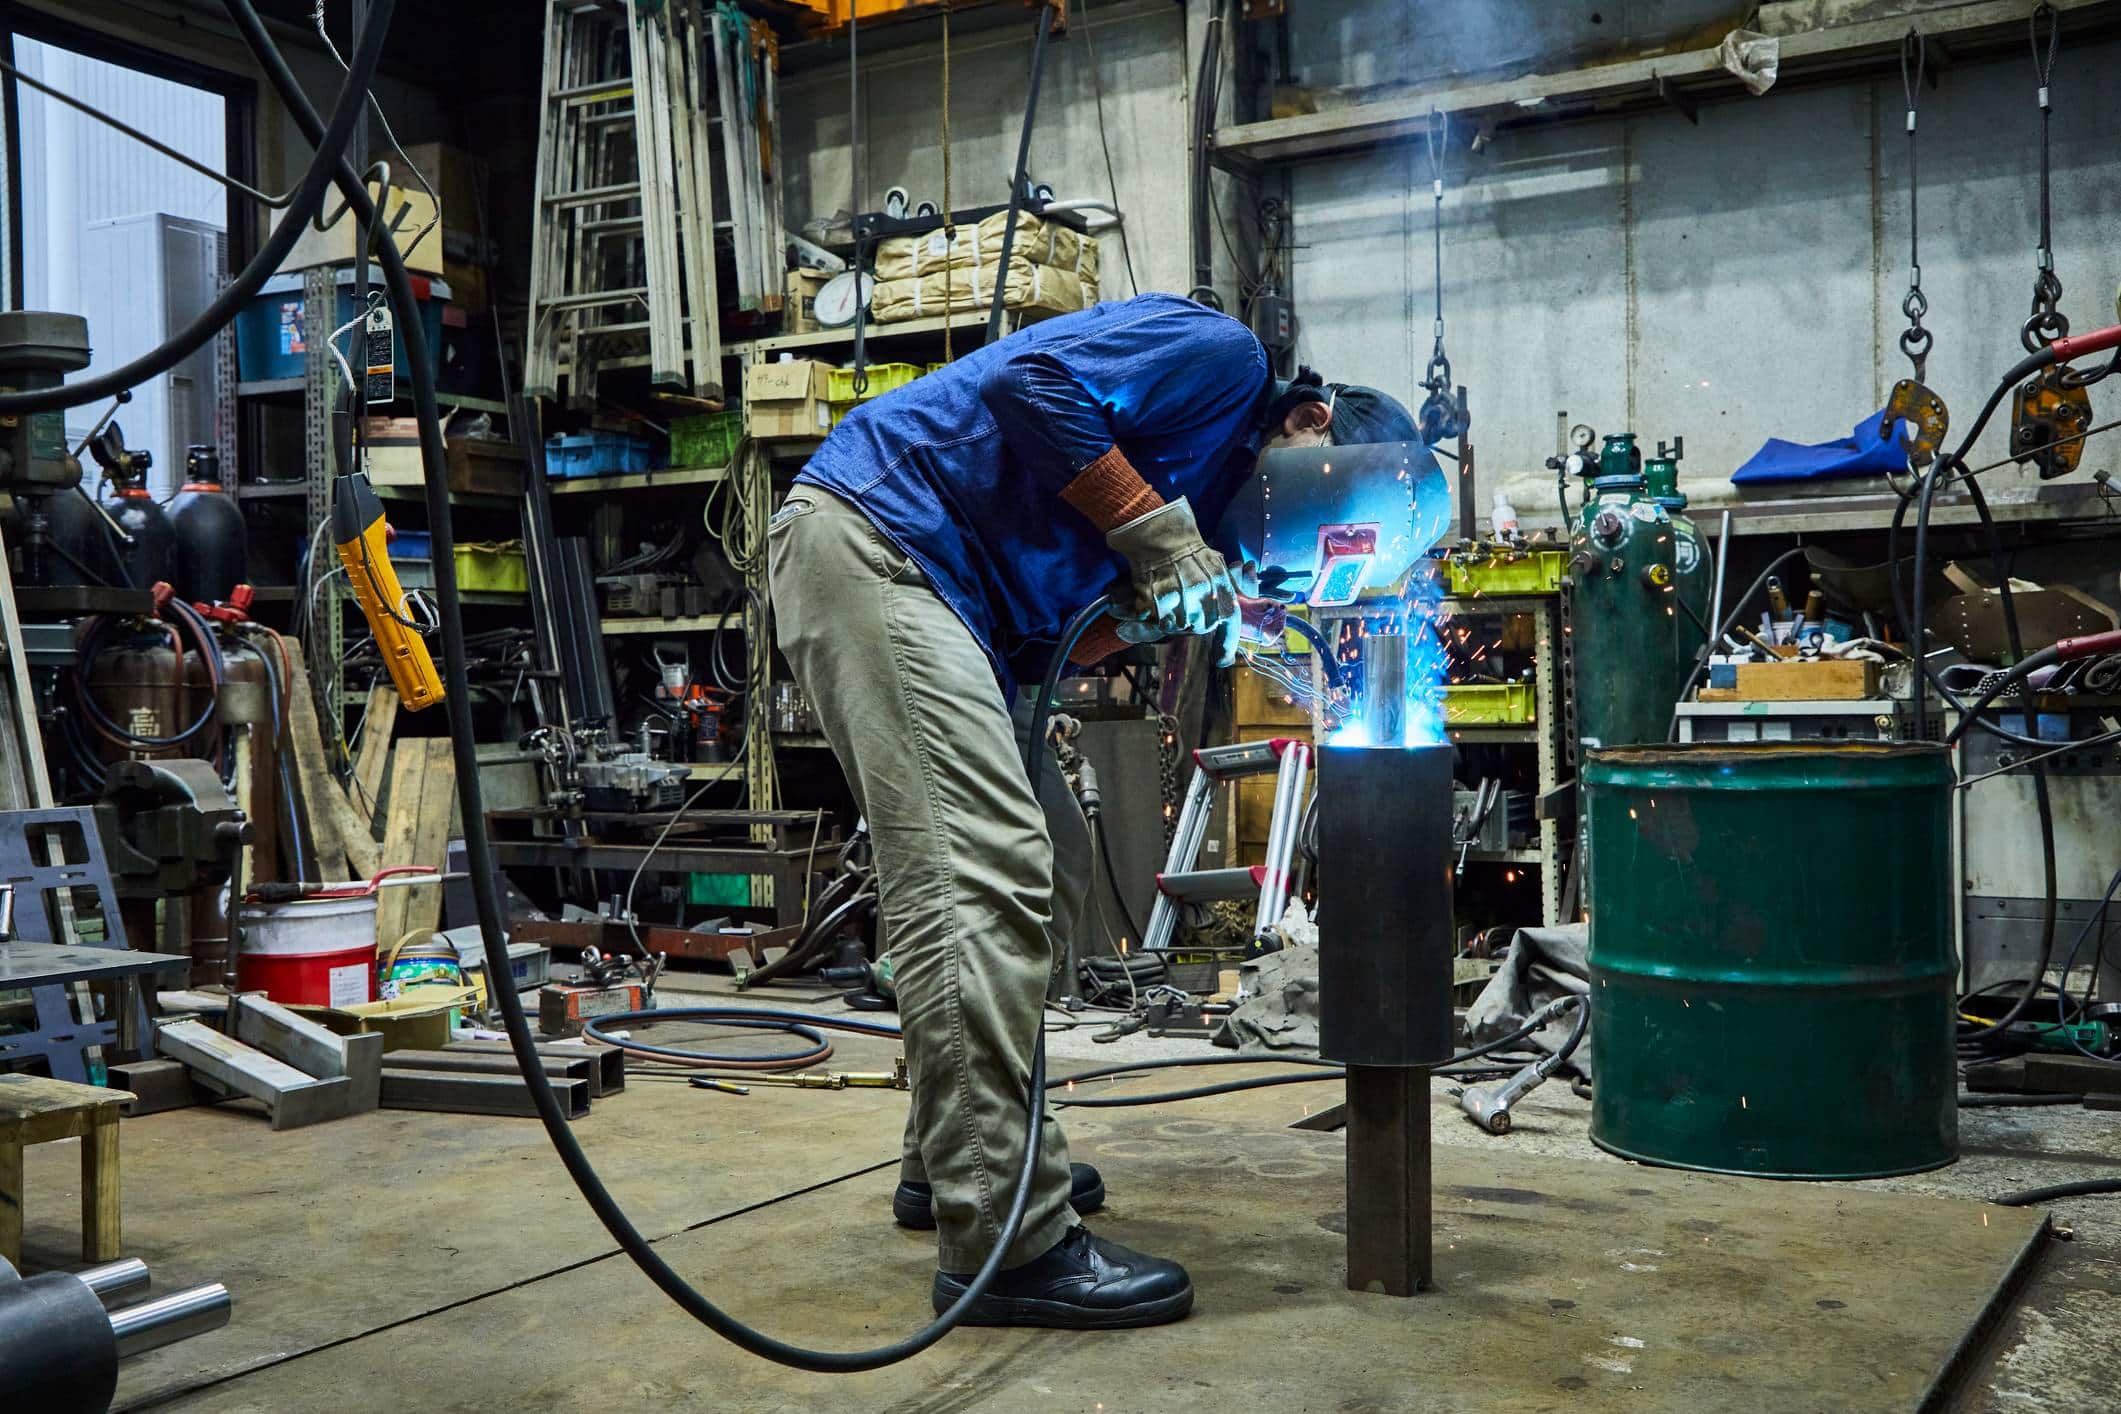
top-left (768, 291), bottom-right (1417, 1329)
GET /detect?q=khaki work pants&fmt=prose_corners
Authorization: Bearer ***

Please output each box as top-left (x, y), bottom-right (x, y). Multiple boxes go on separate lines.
top-left (768, 487), bottom-right (1087, 1271)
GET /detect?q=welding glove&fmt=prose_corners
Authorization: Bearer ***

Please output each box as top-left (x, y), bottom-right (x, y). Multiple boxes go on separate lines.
top-left (1108, 499), bottom-right (1242, 659)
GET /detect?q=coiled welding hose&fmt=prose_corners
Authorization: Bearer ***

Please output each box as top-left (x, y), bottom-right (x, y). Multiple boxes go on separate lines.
top-left (230, 0), bottom-right (1101, 1368)
top-left (584, 1008), bottom-right (904, 1071)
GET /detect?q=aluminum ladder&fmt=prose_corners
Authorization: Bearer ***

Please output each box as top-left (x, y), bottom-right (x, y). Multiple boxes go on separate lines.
top-left (525, 0), bottom-right (728, 405)
top-left (1142, 738), bottom-right (1313, 952)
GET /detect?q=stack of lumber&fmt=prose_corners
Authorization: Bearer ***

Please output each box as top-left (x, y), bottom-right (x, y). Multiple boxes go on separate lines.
top-left (283, 644), bottom-right (456, 949)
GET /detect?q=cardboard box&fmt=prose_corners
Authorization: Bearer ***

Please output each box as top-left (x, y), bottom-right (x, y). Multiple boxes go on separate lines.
top-left (404, 143), bottom-right (497, 309)
top-left (295, 985), bottom-right (473, 1054)
top-left (283, 181), bottom-right (445, 278)
top-left (783, 267), bottom-right (831, 334)
top-left (1731, 659), bottom-right (1881, 701)
top-left (745, 358), bottom-right (832, 440)
top-left (402, 143), bottom-right (488, 241)
top-left (361, 419), bottom-right (527, 495)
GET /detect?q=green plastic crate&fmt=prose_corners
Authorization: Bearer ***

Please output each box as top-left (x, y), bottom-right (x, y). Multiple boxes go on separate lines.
top-left (825, 362), bottom-right (922, 403)
top-left (687, 873), bottom-right (751, 907)
top-left (670, 410), bottom-right (743, 470)
top-left (1443, 681), bottom-right (1535, 726)
top-left (1444, 550), bottom-right (1566, 597)
top-left (454, 541), bottom-right (528, 594)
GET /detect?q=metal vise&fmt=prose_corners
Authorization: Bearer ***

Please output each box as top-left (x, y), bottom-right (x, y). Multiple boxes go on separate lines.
top-left (93, 759), bottom-right (250, 898)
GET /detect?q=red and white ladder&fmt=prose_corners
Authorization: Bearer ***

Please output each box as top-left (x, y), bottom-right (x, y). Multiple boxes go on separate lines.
top-left (1142, 737), bottom-right (1313, 953)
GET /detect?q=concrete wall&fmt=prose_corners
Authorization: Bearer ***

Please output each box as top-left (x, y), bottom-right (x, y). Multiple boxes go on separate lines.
top-left (1288, 31), bottom-right (2121, 491)
top-left (778, 3), bottom-right (2121, 509)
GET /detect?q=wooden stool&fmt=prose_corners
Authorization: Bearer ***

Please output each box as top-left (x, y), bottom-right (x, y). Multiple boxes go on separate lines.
top-left (0, 1073), bottom-right (134, 1267)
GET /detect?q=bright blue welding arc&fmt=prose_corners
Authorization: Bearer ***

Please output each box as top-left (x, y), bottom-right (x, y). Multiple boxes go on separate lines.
top-left (1320, 572), bottom-right (1448, 750)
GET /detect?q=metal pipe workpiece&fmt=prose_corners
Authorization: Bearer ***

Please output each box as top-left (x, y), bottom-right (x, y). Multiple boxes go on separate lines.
top-left (1317, 742), bottom-right (1456, 1296)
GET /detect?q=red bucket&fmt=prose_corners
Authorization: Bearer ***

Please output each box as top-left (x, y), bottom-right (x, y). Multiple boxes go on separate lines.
top-left (234, 894), bottom-right (379, 1008)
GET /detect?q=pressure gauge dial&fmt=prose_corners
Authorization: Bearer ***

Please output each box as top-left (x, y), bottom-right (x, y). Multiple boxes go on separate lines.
top-left (1570, 423), bottom-right (1596, 453)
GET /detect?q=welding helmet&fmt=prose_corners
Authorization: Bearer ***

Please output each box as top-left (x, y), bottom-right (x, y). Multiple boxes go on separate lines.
top-left (1265, 366), bottom-right (1419, 447)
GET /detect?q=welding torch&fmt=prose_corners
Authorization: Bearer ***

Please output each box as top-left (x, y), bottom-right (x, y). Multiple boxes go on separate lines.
top-left (1456, 993), bottom-right (1589, 1136)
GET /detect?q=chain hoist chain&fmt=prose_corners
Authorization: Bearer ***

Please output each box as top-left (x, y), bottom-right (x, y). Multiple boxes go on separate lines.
top-left (848, 0), bottom-right (869, 398)
top-left (1898, 29), bottom-right (1933, 382)
top-left (940, 5), bottom-right (954, 364)
top-left (2022, 2), bottom-right (2067, 352)
top-left (1156, 713), bottom-right (1181, 848)
top-left (1422, 107), bottom-right (1451, 396)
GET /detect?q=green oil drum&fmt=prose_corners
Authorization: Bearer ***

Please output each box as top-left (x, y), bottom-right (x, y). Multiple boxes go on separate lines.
top-left (1584, 742), bottom-right (1957, 1179)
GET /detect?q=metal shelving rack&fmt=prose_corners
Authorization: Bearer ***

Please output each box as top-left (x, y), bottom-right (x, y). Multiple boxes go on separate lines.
top-left (300, 267), bottom-right (340, 680)
top-left (1440, 591), bottom-right (1568, 928)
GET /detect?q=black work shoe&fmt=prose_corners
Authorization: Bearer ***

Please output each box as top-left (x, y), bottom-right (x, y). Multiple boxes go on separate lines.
top-left (893, 1162), bottom-right (1106, 1230)
top-left (931, 1226), bottom-right (1194, 1328)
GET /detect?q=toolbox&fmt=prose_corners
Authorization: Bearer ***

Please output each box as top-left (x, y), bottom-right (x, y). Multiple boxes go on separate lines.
top-left (236, 269), bottom-right (450, 383)
top-left (539, 981), bottom-right (645, 1037)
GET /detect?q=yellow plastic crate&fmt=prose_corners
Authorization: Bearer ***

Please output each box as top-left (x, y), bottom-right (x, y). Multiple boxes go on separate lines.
top-left (1444, 550), bottom-right (1566, 597)
top-left (454, 540), bottom-right (528, 595)
top-left (1443, 681), bottom-right (1535, 725)
top-left (825, 362), bottom-right (922, 402)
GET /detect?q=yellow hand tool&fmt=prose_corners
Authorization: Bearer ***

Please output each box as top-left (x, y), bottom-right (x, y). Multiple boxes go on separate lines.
top-left (332, 470), bottom-right (444, 711)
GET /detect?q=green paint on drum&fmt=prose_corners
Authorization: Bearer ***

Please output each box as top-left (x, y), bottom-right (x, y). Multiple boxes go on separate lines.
top-left (1583, 742), bottom-right (1957, 1179)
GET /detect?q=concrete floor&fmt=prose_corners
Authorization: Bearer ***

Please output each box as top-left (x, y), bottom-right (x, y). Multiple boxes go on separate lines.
top-left (12, 982), bottom-right (2120, 1411)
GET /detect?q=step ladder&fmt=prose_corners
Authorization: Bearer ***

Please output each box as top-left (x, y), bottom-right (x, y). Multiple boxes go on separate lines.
top-left (527, 0), bottom-right (773, 406)
top-left (1142, 738), bottom-right (1313, 952)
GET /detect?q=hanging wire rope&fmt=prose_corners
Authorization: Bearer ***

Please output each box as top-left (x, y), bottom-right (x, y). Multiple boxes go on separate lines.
top-left (2021, 3), bottom-right (2068, 352)
top-left (1898, 29), bottom-right (1933, 383)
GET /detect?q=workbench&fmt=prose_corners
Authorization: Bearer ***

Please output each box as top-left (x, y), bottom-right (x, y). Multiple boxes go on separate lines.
top-left (0, 943), bottom-right (191, 1084)
top-left (485, 808), bottom-right (840, 926)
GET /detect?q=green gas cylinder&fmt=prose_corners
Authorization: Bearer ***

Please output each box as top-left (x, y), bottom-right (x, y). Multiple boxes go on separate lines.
top-left (1568, 432), bottom-right (1683, 752)
top-left (1642, 437), bottom-right (1710, 701)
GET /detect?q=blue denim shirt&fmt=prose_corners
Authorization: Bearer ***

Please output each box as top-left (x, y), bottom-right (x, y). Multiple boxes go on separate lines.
top-left (795, 293), bottom-right (1272, 695)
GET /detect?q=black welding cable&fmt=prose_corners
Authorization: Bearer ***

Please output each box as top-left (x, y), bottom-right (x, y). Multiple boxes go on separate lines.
top-left (236, 1), bottom-right (1091, 1370)
top-left (1994, 1176), bottom-right (2121, 1206)
top-left (0, 1), bottom-right (391, 417)
top-left (1053, 1000), bottom-right (1583, 1109)
top-left (1091, 817), bottom-right (1146, 945)
top-left (1054, 1063), bottom-right (1523, 1109)
top-left (583, 1008), bottom-right (902, 1068)
top-left (1667, 545), bottom-right (1813, 741)
top-left (2052, 864), bottom-right (2121, 1061)
top-left (1881, 353), bottom-right (2062, 1040)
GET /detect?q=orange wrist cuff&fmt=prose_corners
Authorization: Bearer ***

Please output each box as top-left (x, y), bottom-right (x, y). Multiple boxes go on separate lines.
top-left (1059, 446), bottom-right (1163, 532)
top-left (1067, 616), bottom-right (1129, 670)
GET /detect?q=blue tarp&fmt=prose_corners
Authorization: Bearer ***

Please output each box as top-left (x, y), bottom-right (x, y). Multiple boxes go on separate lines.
top-left (1730, 409), bottom-right (1909, 485)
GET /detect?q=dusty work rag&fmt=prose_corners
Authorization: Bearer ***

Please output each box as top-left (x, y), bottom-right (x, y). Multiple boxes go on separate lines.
top-left (1210, 943), bottom-right (1321, 1054)
top-left (1730, 408), bottom-right (1908, 485)
top-left (1463, 923), bottom-right (1593, 1079)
